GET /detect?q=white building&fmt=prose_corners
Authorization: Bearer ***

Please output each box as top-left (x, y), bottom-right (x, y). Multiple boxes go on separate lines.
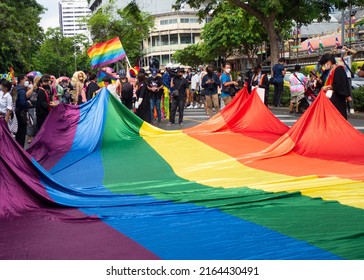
top-left (88, 0), bottom-right (206, 67)
top-left (59, 0), bottom-right (91, 39)
top-left (143, 11), bottom-right (206, 67)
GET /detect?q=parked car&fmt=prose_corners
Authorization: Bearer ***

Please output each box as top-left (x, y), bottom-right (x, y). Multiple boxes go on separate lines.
top-left (351, 75), bottom-right (364, 90)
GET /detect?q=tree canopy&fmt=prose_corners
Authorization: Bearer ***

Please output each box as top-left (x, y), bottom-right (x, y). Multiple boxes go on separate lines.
top-left (174, 0), bottom-right (364, 65)
top-left (33, 28), bottom-right (90, 77)
top-left (87, 0), bottom-right (154, 65)
top-left (0, 0), bottom-right (45, 73)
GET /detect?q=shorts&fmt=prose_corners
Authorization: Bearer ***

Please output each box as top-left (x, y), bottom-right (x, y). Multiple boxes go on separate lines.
top-left (291, 92), bottom-right (304, 104)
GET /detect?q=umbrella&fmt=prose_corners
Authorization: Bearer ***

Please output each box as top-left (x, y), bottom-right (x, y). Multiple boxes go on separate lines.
top-left (26, 71), bottom-right (42, 77)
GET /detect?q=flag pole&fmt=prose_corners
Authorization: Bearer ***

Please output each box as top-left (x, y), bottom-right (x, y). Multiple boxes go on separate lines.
top-left (124, 55), bottom-right (132, 69)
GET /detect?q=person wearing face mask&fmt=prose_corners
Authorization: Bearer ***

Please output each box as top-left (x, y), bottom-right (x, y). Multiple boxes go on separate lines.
top-left (221, 63), bottom-right (238, 106)
top-left (319, 53), bottom-right (351, 119)
top-left (36, 75), bottom-right (56, 131)
top-left (251, 65), bottom-right (269, 106)
top-left (168, 68), bottom-right (189, 126)
top-left (202, 66), bottom-right (221, 117)
top-left (15, 74), bottom-right (31, 147)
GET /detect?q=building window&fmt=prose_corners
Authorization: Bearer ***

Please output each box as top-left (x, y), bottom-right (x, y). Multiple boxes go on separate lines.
top-left (161, 54), bottom-right (170, 65)
top-left (170, 34), bottom-right (178, 45)
top-left (190, 18), bottom-right (199, 23)
top-left (152, 36), bottom-right (160, 47)
top-left (180, 33), bottom-right (194, 44)
top-left (180, 18), bottom-right (189, 23)
top-left (160, 19), bottom-right (177, 25)
top-left (161, 35), bottom-right (169, 46)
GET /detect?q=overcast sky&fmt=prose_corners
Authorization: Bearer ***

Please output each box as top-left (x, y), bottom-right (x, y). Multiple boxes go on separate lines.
top-left (37, 0), bottom-right (60, 30)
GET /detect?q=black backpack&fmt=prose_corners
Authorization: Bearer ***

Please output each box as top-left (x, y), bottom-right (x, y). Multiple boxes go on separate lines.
top-left (121, 82), bottom-right (133, 99)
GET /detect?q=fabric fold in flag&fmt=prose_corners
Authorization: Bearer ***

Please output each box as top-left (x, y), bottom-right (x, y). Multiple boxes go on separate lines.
top-left (2, 86), bottom-right (364, 260)
top-left (87, 37), bottom-right (126, 69)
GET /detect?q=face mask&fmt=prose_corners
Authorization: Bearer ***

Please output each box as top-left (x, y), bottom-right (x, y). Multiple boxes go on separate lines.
top-left (324, 63), bottom-right (331, 70)
top-left (24, 81), bottom-right (29, 87)
top-left (43, 85), bottom-right (51, 90)
top-left (225, 69), bottom-right (231, 74)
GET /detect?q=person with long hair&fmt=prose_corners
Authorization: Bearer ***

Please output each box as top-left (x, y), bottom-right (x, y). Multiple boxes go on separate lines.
top-left (71, 71), bottom-right (87, 105)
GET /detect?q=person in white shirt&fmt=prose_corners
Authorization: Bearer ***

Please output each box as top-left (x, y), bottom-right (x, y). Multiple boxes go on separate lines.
top-left (0, 79), bottom-right (13, 123)
top-left (190, 70), bottom-right (200, 108)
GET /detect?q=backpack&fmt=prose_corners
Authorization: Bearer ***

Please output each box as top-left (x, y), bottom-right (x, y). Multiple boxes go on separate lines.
top-left (121, 82), bottom-right (133, 99)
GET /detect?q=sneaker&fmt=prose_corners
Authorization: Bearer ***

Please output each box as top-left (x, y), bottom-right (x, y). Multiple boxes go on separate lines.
top-left (201, 104), bottom-right (204, 108)
top-left (166, 122), bottom-right (174, 126)
top-left (350, 109), bottom-right (355, 114)
top-left (193, 105), bottom-right (199, 109)
top-left (187, 105), bottom-right (193, 109)
top-left (179, 122), bottom-right (184, 126)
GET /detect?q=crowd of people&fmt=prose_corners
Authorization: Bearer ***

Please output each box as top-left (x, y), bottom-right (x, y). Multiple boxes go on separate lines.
top-left (270, 45), bottom-right (364, 120)
top-left (1, 51), bottom-right (364, 149)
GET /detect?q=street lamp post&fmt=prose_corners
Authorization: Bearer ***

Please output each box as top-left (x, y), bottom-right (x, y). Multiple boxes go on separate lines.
top-left (74, 44), bottom-right (77, 72)
top-left (288, 39), bottom-right (294, 63)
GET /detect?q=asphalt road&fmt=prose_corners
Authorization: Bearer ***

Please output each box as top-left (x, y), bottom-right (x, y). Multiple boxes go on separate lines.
top-left (160, 106), bottom-right (364, 133)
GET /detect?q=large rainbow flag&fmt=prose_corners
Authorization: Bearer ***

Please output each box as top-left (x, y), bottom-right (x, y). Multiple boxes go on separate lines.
top-left (1, 87), bottom-right (364, 260)
top-left (87, 37), bottom-right (126, 69)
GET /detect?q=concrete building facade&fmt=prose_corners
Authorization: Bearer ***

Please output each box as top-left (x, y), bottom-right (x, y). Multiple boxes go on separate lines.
top-left (88, 0), bottom-right (206, 67)
top-left (59, 0), bottom-right (91, 39)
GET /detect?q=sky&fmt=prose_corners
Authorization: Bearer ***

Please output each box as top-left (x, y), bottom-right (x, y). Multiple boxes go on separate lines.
top-left (37, 0), bottom-right (60, 30)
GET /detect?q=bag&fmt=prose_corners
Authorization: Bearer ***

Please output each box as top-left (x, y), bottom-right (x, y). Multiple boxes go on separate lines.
top-left (172, 81), bottom-right (182, 98)
top-left (8, 110), bottom-right (18, 134)
top-left (229, 86), bottom-right (238, 96)
top-left (172, 89), bottom-right (179, 98)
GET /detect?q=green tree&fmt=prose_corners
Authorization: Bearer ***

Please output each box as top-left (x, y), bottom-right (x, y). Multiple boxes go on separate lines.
top-left (0, 0), bottom-right (44, 73)
top-left (87, 0), bottom-right (154, 65)
top-left (175, 0), bottom-right (364, 65)
top-left (33, 28), bottom-right (90, 77)
top-left (173, 43), bottom-right (207, 67)
top-left (201, 2), bottom-right (268, 66)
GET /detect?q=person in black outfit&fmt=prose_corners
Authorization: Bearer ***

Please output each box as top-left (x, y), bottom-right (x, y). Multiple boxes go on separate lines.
top-left (147, 68), bottom-right (164, 125)
top-left (168, 68), bottom-right (188, 126)
top-left (319, 53), bottom-right (351, 119)
top-left (135, 74), bottom-right (151, 123)
top-left (120, 74), bottom-right (134, 110)
top-left (250, 65), bottom-right (269, 106)
top-left (86, 73), bottom-right (100, 101)
top-left (36, 75), bottom-right (54, 131)
top-left (15, 74), bottom-right (31, 147)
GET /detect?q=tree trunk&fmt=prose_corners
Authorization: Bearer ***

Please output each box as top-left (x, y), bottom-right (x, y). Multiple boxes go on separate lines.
top-left (264, 19), bottom-right (280, 66)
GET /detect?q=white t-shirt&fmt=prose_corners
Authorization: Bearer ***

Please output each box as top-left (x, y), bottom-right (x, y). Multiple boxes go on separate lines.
top-left (0, 91), bottom-right (13, 114)
top-left (191, 74), bottom-right (199, 90)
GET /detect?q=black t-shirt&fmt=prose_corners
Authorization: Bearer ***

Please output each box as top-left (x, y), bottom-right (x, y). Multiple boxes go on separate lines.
top-left (173, 76), bottom-right (189, 99)
top-left (147, 76), bottom-right (163, 99)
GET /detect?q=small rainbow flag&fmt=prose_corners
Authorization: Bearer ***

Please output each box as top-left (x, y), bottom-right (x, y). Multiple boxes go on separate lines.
top-left (87, 37), bottom-right (126, 69)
